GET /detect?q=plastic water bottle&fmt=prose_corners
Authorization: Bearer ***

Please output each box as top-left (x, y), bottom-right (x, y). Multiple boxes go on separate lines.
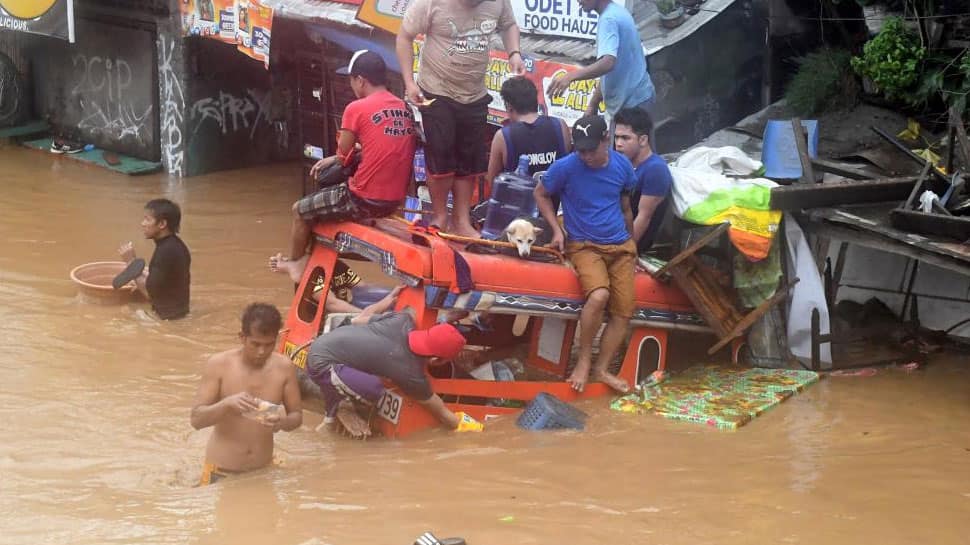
top-left (413, 147), bottom-right (427, 182)
top-left (515, 154), bottom-right (530, 177)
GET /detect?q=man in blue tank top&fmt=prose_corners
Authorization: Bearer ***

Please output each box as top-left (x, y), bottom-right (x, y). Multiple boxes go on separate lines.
top-left (546, 0), bottom-right (655, 134)
top-left (486, 76), bottom-right (571, 184)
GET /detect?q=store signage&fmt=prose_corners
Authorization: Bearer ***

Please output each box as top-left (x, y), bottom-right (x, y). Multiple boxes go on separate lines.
top-left (510, 0), bottom-right (626, 40)
top-left (0, 0), bottom-right (75, 42)
top-left (356, 0), bottom-right (411, 35)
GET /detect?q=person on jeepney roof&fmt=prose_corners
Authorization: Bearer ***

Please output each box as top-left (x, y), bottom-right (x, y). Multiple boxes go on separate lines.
top-left (190, 303), bottom-right (302, 485)
top-left (305, 306), bottom-right (467, 432)
top-left (278, 49), bottom-right (416, 271)
top-left (396, 0), bottom-right (525, 237)
top-left (612, 107), bottom-right (672, 254)
top-left (535, 115), bottom-right (636, 394)
top-left (268, 254), bottom-right (401, 316)
top-left (486, 76), bottom-right (571, 185)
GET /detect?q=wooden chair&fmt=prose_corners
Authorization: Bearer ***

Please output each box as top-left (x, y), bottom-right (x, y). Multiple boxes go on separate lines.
top-left (652, 222), bottom-right (795, 355)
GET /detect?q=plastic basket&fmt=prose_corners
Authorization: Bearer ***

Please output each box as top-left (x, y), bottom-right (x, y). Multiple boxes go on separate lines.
top-left (516, 392), bottom-right (587, 431)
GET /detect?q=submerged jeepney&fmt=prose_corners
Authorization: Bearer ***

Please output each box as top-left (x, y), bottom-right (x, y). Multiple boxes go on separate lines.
top-left (278, 218), bottom-right (709, 438)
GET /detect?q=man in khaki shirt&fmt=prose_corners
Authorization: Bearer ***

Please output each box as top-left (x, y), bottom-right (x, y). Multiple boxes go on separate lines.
top-left (396, 0), bottom-right (525, 237)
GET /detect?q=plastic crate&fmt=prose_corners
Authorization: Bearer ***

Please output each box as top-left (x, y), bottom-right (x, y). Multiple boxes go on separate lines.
top-left (516, 392), bottom-right (588, 431)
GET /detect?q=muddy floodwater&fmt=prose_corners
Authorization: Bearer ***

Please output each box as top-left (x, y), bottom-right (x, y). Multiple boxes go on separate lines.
top-left (1, 145), bottom-right (969, 545)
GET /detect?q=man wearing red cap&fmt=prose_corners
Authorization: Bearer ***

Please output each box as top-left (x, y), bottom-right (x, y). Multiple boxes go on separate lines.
top-left (305, 310), bottom-right (467, 430)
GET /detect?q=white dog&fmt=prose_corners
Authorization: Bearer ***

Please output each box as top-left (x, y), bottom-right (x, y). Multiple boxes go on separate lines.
top-left (503, 218), bottom-right (543, 257)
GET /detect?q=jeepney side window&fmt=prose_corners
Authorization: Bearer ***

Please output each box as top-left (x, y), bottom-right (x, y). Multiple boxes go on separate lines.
top-left (297, 266), bottom-right (327, 323)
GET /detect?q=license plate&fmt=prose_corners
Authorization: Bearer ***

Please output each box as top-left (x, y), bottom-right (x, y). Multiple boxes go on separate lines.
top-left (376, 390), bottom-right (403, 424)
top-left (283, 341), bottom-right (307, 369)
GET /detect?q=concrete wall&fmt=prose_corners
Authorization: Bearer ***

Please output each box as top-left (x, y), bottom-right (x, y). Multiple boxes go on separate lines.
top-left (32, 19), bottom-right (160, 159)
top-left (650, 0), bottom-right (769, 153)
top-left (179, 37), bottom-right (276, 177)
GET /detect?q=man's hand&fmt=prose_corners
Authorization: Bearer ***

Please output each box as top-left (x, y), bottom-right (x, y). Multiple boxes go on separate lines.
top-left (309, 156), bottom-right (337, 179)
top-left (549, 229), bottom-right (565, 252)
top-left (509, 53), bottom-right (526, 76)
top-left (222, 392), bottom-right (259, 414)
top-left (118, 242), bottom-right (136, 263)
top-left (262, 407), bottom-right (285, 432)
top-left (404, 83), bottom-right (425, 106)
top-left (547, 72), bottom-right (573, 99)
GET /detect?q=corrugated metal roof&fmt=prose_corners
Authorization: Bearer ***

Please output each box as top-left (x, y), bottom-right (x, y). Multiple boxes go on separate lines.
top-left (266, 0), bottom-right (738, 62)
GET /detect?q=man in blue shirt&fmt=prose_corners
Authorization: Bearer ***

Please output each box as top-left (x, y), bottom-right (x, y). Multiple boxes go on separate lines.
top-left (535, 115), bottom-right (637, 393)
top-left (613, 107), bottom-right (672, 253)
top-left (546, 0), bottom-right (654, 126)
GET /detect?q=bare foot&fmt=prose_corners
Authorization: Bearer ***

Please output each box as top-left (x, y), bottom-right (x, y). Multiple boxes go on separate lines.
top-left (567, 359), bottom-right (592, 392)
top-left (268, 253), bottom-right (309, 284)
top-left (335, 400), bottom-right (371, 439)
top-left (450, 221), bottom-right (481, 239)
top-left (430, 214), bottom-right (449, 229)
top-left (592, 370), bottom-right (630, 393)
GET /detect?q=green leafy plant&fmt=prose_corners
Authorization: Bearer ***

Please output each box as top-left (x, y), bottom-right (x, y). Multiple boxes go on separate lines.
top-left (785, 48), bottom-right (859, 116)
top-left (655, 0), bottom-right (679, 15)
top-left (850, 16), bottom-right (926, 102)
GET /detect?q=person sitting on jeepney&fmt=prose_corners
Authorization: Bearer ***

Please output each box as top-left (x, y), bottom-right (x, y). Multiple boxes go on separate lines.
top-left (486, 76), bottom-right (571, 185)
top-left (535, 115), bottom-right (636, 394)
top-left (268, 253), bottom-right (399, 315)
top-left (277, 49), bottom-right (416, 273)
top-left (305, 306), bottom-right (466, 433)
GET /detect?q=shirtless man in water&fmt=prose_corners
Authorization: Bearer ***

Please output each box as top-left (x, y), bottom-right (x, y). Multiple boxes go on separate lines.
top-left (191, 303), bottom-right (302, 485)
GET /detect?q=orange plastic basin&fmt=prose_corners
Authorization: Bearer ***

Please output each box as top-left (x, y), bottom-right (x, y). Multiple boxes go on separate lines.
top-left (69, 261), bottom-right (136, 304)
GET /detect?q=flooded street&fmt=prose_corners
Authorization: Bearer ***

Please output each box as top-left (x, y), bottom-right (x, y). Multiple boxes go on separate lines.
top-left (1, 144), bottom-right (968, 545)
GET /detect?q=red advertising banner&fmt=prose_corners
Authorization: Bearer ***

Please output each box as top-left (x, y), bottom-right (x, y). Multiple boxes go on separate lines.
top-left (413, 40), bottom-right (602, 127)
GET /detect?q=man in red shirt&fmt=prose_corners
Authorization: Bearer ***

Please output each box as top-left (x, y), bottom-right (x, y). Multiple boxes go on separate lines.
top-left (280, 50), bottom-right (416, 266)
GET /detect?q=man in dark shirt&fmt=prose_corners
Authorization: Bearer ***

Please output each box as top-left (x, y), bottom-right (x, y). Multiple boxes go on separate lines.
top-left (119, 198), bottom-right (191, 320)
top-left (486, 76), bottom-right (571, 184)
top-left (613, 107), bottom-right (671, 253)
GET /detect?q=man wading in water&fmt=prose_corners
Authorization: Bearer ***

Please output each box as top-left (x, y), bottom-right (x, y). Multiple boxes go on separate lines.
top-left (191, 304), bottom-right (302, 485)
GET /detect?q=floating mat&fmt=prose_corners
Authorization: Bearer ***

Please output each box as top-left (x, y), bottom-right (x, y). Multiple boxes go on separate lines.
top-left (0, 120), bottom-right (48, 138)
top-left (611, 365), bottom-right (819, 430)
top-left (22, 138), bottom-right (162, 176)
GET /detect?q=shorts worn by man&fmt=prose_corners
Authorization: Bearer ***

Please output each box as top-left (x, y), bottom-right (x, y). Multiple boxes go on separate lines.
top-left (535, 115), bottom-right (636, 394)
top-left (396, 0), bottom-right (525, 236)
top-left (284, 50), bottom-right (415, 267)
top-left (118, 198), bottom-right (191, 320)
top-left (191, 303), bottom-right (302, 485)
top-left (306, 310), bottom-right (466, 430)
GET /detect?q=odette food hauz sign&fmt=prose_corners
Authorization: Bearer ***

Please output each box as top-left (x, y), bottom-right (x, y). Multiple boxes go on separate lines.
top-left (511, 0), bottom-right (625, 40)
top-left (0, 0), bottom-right (75, 42)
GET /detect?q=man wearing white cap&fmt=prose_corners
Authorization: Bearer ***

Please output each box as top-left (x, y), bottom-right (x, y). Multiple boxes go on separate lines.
top-left (277, 50), bottom-right (417, 270)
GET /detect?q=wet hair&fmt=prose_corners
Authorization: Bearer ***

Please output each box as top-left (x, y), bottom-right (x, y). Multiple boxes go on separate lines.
top-left (613, 107), bottom-right (654, 139)
top-left (145, 198), bottom-right (182, 234)
top-left (241, 303), bottom-right (282, 337)
top-left (500, 76), bottom-right (539, 115)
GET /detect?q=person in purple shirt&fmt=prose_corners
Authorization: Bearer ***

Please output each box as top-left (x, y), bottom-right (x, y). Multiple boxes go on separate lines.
top-left (613, 107), bottom-right (671, 253)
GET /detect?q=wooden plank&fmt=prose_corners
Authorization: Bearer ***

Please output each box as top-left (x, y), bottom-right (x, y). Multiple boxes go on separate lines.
top-left (792, 118), bottom-right (816, 184)
top-left (889, 209), bottom-right (970, 241)
top-left (653, 222), bottom-right (730, 278)
top-left (951, 106), bottom-right (970, 168)
top-left (801, 217), bottom-right (970, 278)
top-left (707, 279), bottom-right (798, 355)
top-left (810, 158), bottom-right (874, 180)
top-left (769, 176), bottom-right (919, 210)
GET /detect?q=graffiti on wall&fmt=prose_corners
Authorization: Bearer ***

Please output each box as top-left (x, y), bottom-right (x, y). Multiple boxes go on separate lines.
top-left (70, 53), bottom-right (153, 145)
top-left (188, 88), bottom-right (269, 139)
top-left (159, 34), bottom-right (185, 176)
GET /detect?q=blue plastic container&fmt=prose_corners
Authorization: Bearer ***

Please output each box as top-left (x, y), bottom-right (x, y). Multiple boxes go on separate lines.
top-left (491, 173), bottom-right (537, 210)
top-left (761, 119), bottom-right (819, 180)
top-left (516, 392), bottom-right (588, 431)
top-left (481, 200), bottom-right (523, 240)
top-left (350, 285), bottom-right (392, 308)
